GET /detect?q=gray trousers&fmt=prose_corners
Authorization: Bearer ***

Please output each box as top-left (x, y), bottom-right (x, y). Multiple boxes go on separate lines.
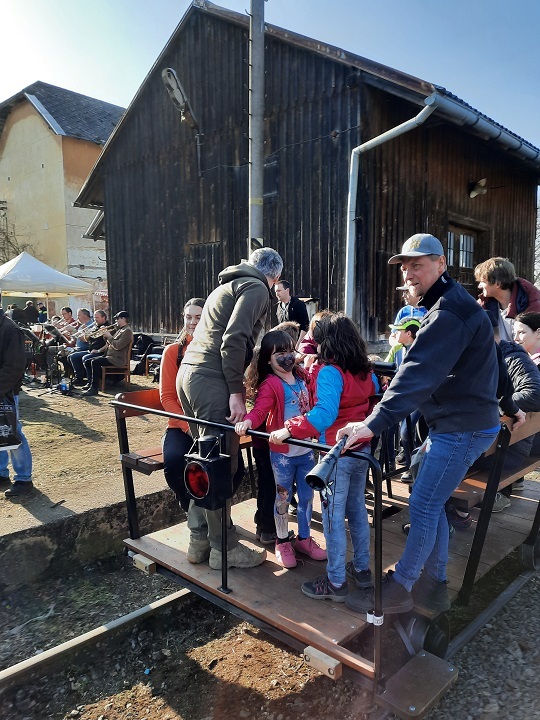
top-left (177, 364), bottom-right (239, 550)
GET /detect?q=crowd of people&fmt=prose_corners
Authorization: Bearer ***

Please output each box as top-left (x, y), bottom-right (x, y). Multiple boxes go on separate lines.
top-left (2, 237), bottom-right (539, 617)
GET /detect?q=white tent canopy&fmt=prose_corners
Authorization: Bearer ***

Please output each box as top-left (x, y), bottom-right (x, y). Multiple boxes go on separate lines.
top-left (0, 252), bottom-right (92, 297)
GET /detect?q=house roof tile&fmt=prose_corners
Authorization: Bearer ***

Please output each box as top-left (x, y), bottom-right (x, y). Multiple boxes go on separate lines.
top-left (0, 80), bottom-right (125, 144)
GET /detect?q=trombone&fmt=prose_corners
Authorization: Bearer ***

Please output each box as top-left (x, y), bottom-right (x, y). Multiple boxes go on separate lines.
top-left (88, 323), bottom-right (118, 340)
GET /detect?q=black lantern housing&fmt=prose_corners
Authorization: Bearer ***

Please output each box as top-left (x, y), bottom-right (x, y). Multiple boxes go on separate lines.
top-left (305, 436), bottom-right (348, 490)
top-left (184, 435), bottom-right (232, 510)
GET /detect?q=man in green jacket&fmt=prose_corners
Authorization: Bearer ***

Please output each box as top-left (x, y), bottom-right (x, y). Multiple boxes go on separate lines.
top-left (178, 247), bottom-right (283, 570)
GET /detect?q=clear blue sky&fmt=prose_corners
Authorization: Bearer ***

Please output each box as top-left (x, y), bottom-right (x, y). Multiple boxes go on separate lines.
top-left (2, 0), bottom-right (539, 148)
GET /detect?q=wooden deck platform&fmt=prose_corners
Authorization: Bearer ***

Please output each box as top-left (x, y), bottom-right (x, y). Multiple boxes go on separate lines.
top-left (124, 477), bottom-right (539, 677)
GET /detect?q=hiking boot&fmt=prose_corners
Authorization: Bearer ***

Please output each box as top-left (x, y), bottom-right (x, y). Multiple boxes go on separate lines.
top-left (5, 481), bottom-right (34, 498)
top-left (400, 471), bottom-right (413, 483)
top-left (345, 571), bottom-right (413, 615)
top-left (412, 571), bottom-right (451, 614)
top-left (301, 575), bottom-right (349, 602)
top-left (492, 492), bottom-right (511, 513)
top-left (295, 536), bottom-right (327, 561)
top-left (186, 538), bottom-right (211, 564)
top-left (345, 561), bottom-right (373, 589)
top-left (513, 478), bottom-right (525, 491)
top-left (275, 541), bottom-right (297, 568)
top-left (209, 543), bottom-right (266, 570)
top-left (446, 504), bottom-right (472, 529)
top-left (256, 527), bottom-right (277, 544)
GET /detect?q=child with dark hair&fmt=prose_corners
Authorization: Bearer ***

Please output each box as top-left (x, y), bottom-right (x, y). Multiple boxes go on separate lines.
top-left (269, 313), bottom-right (376, 601)
top-left (297, 310), bottom-right (333, 361)
top-left (235, 330), bottom-right (326, 568)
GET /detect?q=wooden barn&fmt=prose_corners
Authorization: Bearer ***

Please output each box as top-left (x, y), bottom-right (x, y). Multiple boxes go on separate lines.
top-left (75, 0), bottom-right (540, 340)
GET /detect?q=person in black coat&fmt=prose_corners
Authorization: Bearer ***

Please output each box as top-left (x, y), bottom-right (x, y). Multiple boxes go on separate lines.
top-left (0, 290), bottom-right (34, 497)
top-left (274, 281), bottom-right (309, 346)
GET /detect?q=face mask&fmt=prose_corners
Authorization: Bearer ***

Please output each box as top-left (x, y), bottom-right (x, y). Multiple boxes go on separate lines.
top-left (276, 353), bottom-right (295, 372)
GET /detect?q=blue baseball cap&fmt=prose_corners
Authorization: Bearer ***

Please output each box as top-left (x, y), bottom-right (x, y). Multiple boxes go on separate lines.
top-left (389, 234), bottom-right (445, 265)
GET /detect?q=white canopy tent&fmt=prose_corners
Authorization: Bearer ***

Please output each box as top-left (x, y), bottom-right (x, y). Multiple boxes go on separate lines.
top-left (0, 252), bottom-right (92, 297)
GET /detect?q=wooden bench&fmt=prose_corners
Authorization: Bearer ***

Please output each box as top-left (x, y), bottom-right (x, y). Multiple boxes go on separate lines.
top-left (114, 388), bottom-right (255, 538)
top-left (451, 412), bottom-right (540, 509)
top-left (447, 412), bottom-right (540, 604)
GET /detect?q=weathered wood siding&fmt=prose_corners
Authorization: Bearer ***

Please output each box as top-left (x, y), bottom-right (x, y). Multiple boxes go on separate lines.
top-left (359, 87), bottom-right (537, 336)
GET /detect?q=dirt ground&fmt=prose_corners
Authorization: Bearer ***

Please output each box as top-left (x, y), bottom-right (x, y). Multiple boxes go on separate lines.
top-left (0, 375), bottom-right (168, 534)
top-left (0, 556), bottom-right (387, 720)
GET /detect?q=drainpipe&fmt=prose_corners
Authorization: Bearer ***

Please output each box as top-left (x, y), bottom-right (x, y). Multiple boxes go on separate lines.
top-left (344, 101), bottom-right (436, 320)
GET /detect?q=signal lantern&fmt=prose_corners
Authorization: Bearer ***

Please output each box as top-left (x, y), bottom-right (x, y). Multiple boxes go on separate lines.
top-left (184, 435), bottom-right (232, 510)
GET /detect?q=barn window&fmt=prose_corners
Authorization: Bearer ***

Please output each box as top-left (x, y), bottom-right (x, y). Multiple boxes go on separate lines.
top-left (446, 226), bottom-right (482, 293)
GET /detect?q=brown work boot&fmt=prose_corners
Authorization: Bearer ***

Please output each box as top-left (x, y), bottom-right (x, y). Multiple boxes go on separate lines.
top-left (209, 543), bottom-right (266, 570)
top-left (186, 538), bottom-right (211, 564)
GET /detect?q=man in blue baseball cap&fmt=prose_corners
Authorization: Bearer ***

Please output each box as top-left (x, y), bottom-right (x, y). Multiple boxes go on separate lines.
top-left (337, 233), bottom-right (516, 615)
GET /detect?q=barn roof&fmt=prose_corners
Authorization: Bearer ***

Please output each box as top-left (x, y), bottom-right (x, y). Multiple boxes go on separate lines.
top-left (74, 0), bottom-right (540, 209)
top-left (0, 80), bottom-right (125, 145)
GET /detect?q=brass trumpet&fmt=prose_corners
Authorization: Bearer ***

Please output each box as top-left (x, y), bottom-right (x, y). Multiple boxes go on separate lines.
top-left (72, 322), bottom-right (97, 339)
top-left (88, 323), bottom-right (118, 339)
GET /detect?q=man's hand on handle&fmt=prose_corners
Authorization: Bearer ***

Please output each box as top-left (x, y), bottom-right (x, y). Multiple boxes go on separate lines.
top-left (336, 421), bottom-right (374, 451)
top-left (502, 410), bottom-right (527, 432)
top-left (227, 393), bottom-right (247, 423)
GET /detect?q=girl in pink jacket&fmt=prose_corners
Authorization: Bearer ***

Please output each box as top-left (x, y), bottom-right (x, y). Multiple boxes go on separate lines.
top-left (235, 330), bottom-right (326, 569)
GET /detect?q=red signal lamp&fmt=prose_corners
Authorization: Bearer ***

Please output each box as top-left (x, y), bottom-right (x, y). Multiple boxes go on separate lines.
top-left (184, 435), bottom-right (232, 510)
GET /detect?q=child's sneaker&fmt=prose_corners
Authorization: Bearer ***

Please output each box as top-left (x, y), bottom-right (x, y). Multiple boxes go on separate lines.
top-left (275, 541), bottom-right (297, 568)
top-left (295, 536), bottom-right (327, 560)
top-left (345, 561), bottom-right (373, 588)
top-left (301, 575), bottom-right (348, 602)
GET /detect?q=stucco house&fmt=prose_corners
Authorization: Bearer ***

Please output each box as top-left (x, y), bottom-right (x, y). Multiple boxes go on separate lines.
top-left (0, 81), bottom-right (124, 310)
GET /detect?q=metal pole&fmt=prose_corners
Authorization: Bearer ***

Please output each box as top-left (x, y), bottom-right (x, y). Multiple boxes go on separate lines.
top-left (248, 0), bottom-right (265, 254)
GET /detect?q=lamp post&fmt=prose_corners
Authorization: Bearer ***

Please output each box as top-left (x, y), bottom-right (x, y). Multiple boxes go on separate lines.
top-left (248, 0), bottom-right (265, 254)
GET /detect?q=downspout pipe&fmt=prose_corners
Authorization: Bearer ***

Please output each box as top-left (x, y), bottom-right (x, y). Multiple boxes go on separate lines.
top-left (344, 102), bottom-right (436, 319)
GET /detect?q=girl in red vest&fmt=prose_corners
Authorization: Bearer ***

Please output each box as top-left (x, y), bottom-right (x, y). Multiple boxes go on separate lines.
top-left (235, 330), bottom-right (327, 569)
top-left (269, 313), bottom-right (376, 601)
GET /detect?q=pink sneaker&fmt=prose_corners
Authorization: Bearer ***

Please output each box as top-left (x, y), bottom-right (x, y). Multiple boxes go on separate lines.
top-left (275, 540), bottom-right (297, 568)
top-left (295, 537), bottom-right (327, 561)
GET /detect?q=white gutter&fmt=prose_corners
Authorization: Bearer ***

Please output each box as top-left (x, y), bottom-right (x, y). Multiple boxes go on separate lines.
top-left (344, 102), bottom-right (436, 317)
top-left (424, 93), bottom-right (540, 161)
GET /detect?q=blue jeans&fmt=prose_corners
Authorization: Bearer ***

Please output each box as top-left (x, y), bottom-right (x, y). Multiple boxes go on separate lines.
top-left (322, 454), bottom-right (370, 586)
top-left (394, 428), bottom-right (498, 590)
top-left (400, 410), bottom-right (422, 465)
top-left (0, 395), bottom-right (33, 482)
top-left (69, 351), bottom-right (94, 380)
top-left (270, 450), bottom-right (314, 539)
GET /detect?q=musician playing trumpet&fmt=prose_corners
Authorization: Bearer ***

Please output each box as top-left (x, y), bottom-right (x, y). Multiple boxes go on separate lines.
top-left (68, 310), bottom-right (109, 385)
top-left (81, 311), bottom-right (134, 397)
